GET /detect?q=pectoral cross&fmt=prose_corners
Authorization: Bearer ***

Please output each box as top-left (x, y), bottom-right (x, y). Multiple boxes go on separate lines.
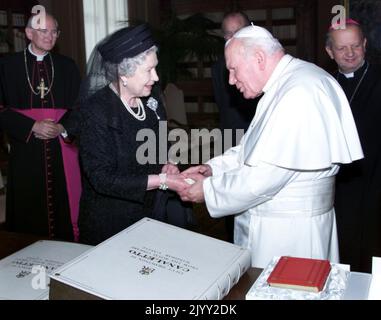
top-left (37, 78), bottom-right (47, 99)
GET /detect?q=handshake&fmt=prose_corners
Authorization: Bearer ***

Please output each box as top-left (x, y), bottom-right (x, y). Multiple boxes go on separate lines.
top-left (158, 164), bottom-right (213, 203)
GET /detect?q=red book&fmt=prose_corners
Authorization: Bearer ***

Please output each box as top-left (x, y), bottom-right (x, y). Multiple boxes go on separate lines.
top-left (267, 256), bottom-right (331, 293)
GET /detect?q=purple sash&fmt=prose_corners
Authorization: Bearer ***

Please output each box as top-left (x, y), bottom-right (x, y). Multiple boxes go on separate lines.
top-left (13, 108), bottom-right (81, 241)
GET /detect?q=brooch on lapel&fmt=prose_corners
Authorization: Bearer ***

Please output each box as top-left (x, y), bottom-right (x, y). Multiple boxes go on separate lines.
top-left (146, 97), bottom-right (160, 120)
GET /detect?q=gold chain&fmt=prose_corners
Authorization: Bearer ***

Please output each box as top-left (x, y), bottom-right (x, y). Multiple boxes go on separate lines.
top-left (24, 48), bottom-right (55, 97)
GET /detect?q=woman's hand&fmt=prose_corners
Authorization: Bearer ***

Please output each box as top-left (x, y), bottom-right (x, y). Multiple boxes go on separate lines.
top-left (166, 173), bottom-right (190, 193)
top-left (161, 163), bottom-right (180, 175)
top-left (147, 173), bottom-right (190, 193)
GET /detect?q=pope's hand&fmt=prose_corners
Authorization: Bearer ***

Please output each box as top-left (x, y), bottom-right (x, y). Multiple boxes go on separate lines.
top-left (182, 164), bottom-right (212, 178)
top-left (178, 179), bottom-right (205, 203)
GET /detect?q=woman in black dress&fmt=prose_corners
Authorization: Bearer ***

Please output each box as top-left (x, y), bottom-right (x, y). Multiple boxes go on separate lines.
top-left (78, 24), bottom-right (190, 245)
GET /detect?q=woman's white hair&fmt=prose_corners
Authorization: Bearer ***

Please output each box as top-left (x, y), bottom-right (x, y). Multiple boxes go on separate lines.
top-left (118, 45), bottom-right (158, 77)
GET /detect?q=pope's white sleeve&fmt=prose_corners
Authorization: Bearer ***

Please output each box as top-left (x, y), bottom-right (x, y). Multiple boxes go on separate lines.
top-left (203, 162), bottom-right (297, 218)
top-left (206, 145), bottom-right (241, 176)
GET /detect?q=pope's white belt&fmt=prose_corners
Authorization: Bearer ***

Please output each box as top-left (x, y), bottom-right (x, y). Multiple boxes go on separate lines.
top-left (252, 176), bottom-right (335, 217)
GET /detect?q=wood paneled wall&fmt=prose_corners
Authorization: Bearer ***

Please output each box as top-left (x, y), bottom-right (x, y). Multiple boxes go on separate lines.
top-left (39, 0), bottom-right (87, 77)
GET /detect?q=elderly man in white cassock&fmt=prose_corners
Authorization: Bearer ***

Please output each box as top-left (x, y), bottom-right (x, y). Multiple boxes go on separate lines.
top-left (179, 25), bottom-right (364, 268)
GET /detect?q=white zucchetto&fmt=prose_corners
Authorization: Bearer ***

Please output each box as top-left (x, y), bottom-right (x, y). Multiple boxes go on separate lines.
top-left (234, 23), bottom-right (275, 40)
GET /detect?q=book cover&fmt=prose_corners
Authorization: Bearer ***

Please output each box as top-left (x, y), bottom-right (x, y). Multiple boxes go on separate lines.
top-left (267, 256), bottom-right (331, 292)
top-left (246, 257), bottom-right (350, 300)
top-left (49, 218), bottom-right (251, 300)
top-left (0, 240), bottom-right (92, 300)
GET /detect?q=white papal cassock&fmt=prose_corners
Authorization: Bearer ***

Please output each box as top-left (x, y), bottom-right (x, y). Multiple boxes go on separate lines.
top-left (203, 54), bottom-right (364, 268)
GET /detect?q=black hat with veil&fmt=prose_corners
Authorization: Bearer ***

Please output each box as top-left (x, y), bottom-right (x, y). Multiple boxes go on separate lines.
top-left (79, 23), bottom-right (156, 103)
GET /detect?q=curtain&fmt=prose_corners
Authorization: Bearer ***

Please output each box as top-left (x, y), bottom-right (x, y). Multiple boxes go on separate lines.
top-left (82, 0), bottom-right (129, 62)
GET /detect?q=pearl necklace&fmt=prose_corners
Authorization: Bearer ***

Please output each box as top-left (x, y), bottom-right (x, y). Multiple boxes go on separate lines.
top-left (109, 83), bottom-right (146, 121)
top-left (337, 62), bottom-right (369, 104)
top-left (24, 48), bottom-right (54, 98)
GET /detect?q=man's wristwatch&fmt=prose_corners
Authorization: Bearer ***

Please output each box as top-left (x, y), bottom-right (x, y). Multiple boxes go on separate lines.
top-left (158, 173), bottom-right (168, 190)
top-left (61, 130), bottom-right (68, 139)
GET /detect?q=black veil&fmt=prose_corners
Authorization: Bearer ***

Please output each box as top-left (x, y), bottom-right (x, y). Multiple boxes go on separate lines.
top-left (78, 36), bottom-right (118, 104)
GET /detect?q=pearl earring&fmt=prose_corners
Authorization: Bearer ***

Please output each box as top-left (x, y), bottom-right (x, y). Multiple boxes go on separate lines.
top-left (123, 81), bottom-right (127, 87)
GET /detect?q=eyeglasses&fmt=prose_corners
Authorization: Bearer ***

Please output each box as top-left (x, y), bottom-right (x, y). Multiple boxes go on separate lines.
top-left (35, 29), bottom-right (61, 38)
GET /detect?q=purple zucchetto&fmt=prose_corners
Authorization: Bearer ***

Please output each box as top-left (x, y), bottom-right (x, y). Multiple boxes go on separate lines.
top-left (329, 18), bottom-right (361, 31)
top-left (98, 24), bottom-right (156, 64)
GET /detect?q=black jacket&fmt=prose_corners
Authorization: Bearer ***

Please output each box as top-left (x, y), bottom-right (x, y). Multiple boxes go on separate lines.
top-left (78, 86), bottom-right (165, 244)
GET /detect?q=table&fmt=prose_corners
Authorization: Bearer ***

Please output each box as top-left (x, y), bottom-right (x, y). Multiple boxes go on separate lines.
top-left (0, 231), bottom-right (261, 300)
top-left (0, 231), bottom-right (45, 260)
top-left (225, 268), bottom-right (262, 300)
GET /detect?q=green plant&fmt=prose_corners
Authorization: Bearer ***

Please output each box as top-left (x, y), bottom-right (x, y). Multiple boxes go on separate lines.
top-left (153, 12), bottom-right (225, 88)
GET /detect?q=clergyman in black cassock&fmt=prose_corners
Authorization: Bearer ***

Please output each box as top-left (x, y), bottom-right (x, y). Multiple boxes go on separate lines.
top-left (0, 14), bottom-right (81, 241)
top-left (326, 20), bottom-right (381, 272)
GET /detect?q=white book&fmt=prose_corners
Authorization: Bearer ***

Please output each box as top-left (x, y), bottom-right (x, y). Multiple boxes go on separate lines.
top-left (0, 240), bottom-right (92, 300)
top-left (368, 257), bottom-right (381, 300)
top-left (49, 218), bottom-right (251, 300)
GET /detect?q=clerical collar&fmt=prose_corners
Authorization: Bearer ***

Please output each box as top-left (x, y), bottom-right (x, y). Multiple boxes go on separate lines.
top-left (342, 72), bottom-right (354, 79)
top-left (339, 60), bottom-right (366, 79)
top-left (28, 44), bottom-right (48, 61)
